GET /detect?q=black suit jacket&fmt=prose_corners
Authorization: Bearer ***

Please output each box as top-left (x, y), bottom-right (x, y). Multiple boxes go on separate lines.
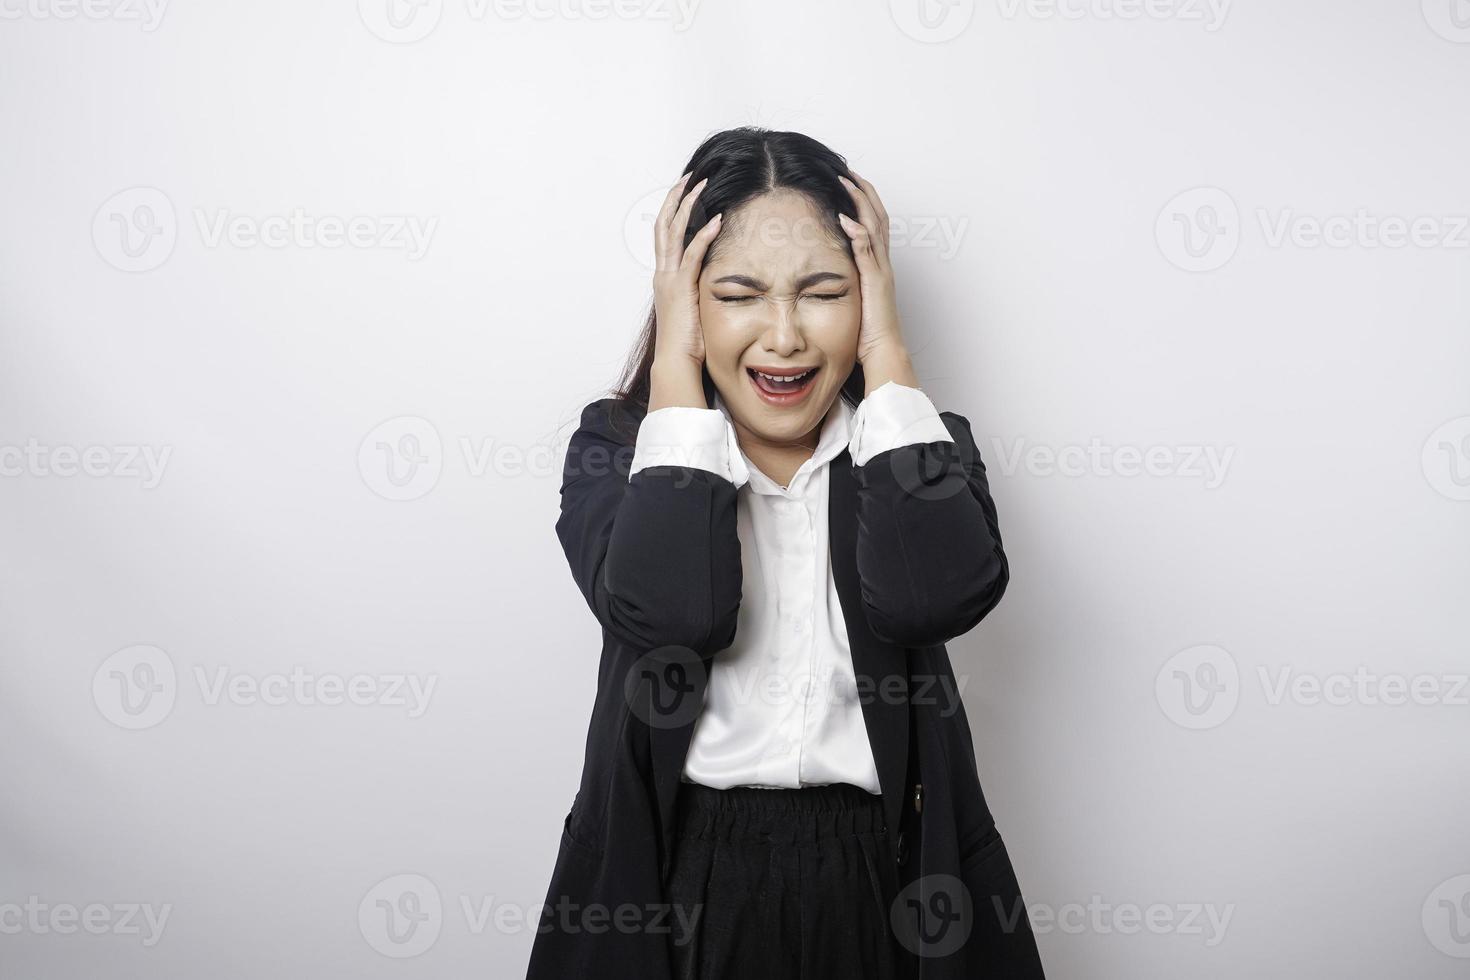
top-left (526, 385), bottom-right (1046, 979)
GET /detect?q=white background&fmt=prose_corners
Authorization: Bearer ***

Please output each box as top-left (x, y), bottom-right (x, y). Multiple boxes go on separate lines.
top-left (2, 0), bottom-right (1468, 976)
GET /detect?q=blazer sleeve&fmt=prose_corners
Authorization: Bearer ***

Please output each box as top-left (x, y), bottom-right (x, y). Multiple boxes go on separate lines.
top-left (554, 398), bottom-right (743, 659)
top-left (850, 407), bottom-right (1009, 648)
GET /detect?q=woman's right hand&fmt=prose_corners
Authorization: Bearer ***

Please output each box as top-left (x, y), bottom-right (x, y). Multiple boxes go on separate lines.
top-left (652, 173), bottom-right (722, 372)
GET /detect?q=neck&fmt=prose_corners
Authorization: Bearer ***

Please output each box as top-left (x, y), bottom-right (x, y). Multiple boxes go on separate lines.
top-left (733, 418), bottom-right (823, 489)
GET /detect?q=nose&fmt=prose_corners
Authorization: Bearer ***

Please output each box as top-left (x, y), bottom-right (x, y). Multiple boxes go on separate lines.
top-left (757, 296), bottom-right (807, 357)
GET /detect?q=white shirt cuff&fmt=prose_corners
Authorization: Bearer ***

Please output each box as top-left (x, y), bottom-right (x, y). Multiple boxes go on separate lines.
top-left (629, 406), bottom-right (749, 487)
top-left (847, 380), bottom-right (953, 466)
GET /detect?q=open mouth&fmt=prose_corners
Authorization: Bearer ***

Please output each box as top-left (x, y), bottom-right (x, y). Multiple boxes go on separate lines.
top-left (747, 365), bottom-right (820, 405)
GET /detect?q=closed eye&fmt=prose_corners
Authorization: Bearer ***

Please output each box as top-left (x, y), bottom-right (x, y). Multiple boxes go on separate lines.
top-left (714, 290), bottom-right (848, 303)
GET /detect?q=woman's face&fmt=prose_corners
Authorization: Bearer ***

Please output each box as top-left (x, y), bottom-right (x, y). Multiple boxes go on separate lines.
top-left (698, 189), bottom-right (860, 449)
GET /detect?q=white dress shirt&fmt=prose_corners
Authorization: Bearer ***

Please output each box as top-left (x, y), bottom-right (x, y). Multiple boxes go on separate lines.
top-left (628, 380), bottom-right (954, 794)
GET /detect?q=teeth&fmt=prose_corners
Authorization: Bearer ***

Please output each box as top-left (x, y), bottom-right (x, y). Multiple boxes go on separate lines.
top-left (756, 369), bottom-right (812, 383)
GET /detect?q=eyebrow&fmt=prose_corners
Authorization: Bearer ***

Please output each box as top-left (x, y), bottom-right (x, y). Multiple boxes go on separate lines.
top-left (711, 271), bottom-right (848, 291)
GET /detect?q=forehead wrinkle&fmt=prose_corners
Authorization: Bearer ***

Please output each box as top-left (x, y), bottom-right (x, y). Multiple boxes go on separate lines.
top-left (704, 228), bottom-right (853, 288)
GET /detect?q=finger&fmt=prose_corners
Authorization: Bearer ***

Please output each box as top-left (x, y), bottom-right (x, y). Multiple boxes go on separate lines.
top-left (679, 212), bottom-right (723, 278)
top-left (837, 175), bottom-right (889, 268)
top-left (837, 212), bottom-right (880, 275)
top-left (847, 170), bottom-right (889, 230)
top-left (656, 172), bottom-right (692, 230)
top-left (654, 173), bottom-right (693, 269)
top-left (665, 177), bottom-right (710, 269)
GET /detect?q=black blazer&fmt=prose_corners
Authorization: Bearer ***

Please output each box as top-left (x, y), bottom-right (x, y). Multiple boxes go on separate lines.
top-left (527, 380), bottom-right (1046, 979)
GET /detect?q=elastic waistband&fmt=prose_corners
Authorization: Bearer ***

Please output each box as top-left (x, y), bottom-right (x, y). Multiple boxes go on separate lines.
top-left (674, 782), bottom-right (886, 844)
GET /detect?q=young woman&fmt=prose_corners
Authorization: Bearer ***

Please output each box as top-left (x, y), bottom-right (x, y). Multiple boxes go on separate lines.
top-left (526, 128), bottom-right (1045, 980)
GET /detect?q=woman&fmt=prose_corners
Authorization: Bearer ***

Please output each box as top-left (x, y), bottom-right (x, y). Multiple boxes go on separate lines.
top-left (526, 128), bottom-right (1045, 980)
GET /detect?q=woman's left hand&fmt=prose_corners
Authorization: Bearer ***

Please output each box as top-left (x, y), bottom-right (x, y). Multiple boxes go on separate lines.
top-left (837, 172), bottom-right (911, 368)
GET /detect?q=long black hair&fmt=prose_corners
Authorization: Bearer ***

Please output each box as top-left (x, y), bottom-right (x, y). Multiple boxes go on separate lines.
top-left (609, 127), bottom-right (866, 440)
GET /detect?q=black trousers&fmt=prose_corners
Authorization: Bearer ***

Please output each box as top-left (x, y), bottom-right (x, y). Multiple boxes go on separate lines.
top-left (665, 781), bottom-right (913, 980)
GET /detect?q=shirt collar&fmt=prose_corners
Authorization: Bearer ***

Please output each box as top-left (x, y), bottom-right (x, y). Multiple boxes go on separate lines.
top-left (712, 385), bottom-right (853, 496)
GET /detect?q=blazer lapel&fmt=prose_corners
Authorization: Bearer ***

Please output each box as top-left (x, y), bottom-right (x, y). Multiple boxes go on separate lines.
top-left (829, 446), bottom-right (909, 858)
